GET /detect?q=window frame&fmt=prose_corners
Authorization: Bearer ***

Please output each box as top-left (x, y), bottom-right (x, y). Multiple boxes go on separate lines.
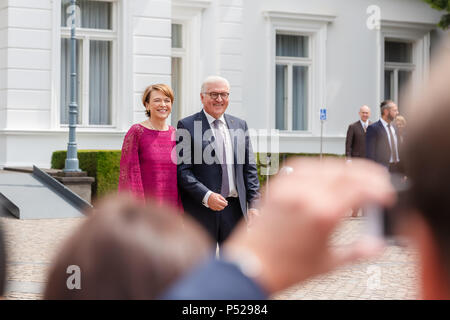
top-left (379, 20), bottom-right (435, 113)
top-left (275, 32), bottom-right (312, 131)
top-left (384, 39), bottom-right (415, 106)
top-left (58, 0), bottom-right (118, 128)
top-left (171, 21), bottom-right (187, 127)
top-left (264, 11), bottom-right (335, 136)
top-left (171, 1), bottom-right (210, 121)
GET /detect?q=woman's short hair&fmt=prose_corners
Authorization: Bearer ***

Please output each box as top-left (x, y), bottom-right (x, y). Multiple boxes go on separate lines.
top-left (142, 84), bottom-right (174, 118)
top-left (44, 195), bottom-right (212, 299)
top-left (395, 115), bottom-right (407, 126)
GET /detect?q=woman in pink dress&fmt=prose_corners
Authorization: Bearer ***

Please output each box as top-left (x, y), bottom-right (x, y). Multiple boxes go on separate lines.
top-left (118, 84), bottom-right (180, 209)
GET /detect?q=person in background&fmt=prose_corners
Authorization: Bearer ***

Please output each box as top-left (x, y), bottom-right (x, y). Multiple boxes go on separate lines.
top-left (366, 100), bottom-right (401, 173)
top-left (118, 84), bottom-right (181, 209)
top-left (44, 195), bottom-right (212, 299)
top-left (345, 105), bottom-right (372, 216)
top-left (346, 105), bottom-right (372, 160)
top-left (394, 115), bottom-right (407, 145)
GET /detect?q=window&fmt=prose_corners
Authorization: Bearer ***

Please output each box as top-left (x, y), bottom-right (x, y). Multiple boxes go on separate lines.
top-left (384, 40), bottom-right (414, 111)
top-left (380, 21), bottom-right (435, 114)
top-left (265, 11), bottom-right (334, 136)
top-left (60, 0), bottom-right (116, 126)
top-left (171, 23), bottom-right (184, 127)
top-left (275, 34), bottom-right (310, 131)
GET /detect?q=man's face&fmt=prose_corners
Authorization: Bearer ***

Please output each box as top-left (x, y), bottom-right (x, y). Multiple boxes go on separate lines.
top-left (201, 80), bottom-right (230, 119)
top-left (359, 106), bottom-right (371, 122)
top-left (388, 104), bottom-right (399, 122)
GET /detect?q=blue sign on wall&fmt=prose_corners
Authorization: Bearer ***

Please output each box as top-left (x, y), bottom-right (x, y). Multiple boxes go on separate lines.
top-left (320, 109), bottom-right (327, 121)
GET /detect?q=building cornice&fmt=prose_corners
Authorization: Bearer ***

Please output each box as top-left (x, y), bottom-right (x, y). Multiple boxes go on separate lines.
top-left (264, 11), bottom-right (336, 24)
top-left (381, 19), bottom-right (437, 32)
top-left (172, 0), bottom-right (211, 9)
top-left (0, 129), bottom-right (127, 136)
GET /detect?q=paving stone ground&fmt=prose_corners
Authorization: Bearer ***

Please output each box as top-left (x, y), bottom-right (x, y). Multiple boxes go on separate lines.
top-left (0, 213), bottom-right (419, 300)
top-left (273, 218), bottom-right (420, 300)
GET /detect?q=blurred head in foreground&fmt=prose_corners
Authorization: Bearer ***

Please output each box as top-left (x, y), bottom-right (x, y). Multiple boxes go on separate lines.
top-left (44, 195), bottom-right (212, 299)
top-left (401, 36), bottom-right (450, 299)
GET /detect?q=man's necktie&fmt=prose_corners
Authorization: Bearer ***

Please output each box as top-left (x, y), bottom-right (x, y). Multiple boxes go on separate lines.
top-left (363, 124), bottom-right (367, 133)
top-left (387, 123), bottom-right (399, 163)
top-left (212, 120), bottom-right (229, 198)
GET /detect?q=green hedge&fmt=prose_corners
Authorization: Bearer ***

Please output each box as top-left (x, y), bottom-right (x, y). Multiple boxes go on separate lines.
top-left (51, 150), bottom-right (343, 197)
top-left (256, 153), bottom-right (343, 185)
top-left (51, 150), bottom-right (121, 198)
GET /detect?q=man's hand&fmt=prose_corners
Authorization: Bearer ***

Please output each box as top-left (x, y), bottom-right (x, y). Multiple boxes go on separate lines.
top-left (208, 193), bottom-right (228, 211)
top-left (225, 158), bottom-right (395, 294)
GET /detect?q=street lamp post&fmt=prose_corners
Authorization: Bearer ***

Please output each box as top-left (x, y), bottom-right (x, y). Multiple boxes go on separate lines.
top-left (64, 0), bottom-right (80, 172)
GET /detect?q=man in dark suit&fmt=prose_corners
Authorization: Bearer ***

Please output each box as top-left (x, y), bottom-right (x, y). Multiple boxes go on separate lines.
top-left (346, 105), bottom-right (372, 217)
top-left (345, 105), bottom-right (371, 159)
top-left (177, 76), bottom-right (260, 246)
top-left (366, 100), bottom-right (401, 173)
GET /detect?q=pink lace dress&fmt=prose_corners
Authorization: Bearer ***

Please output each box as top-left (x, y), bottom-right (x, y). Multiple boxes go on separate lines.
top-left (118, 124), bottom-right (181, 209)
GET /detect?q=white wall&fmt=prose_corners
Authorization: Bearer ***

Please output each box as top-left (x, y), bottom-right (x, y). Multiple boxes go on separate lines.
top-left (0, 0), bottom-right (7, 131)
top-left (2, 0), bottom-right (53, 130)
top-left (216, 0), bottom-right (244, 119)
top-left (132, 0), bottom-right (172, 124)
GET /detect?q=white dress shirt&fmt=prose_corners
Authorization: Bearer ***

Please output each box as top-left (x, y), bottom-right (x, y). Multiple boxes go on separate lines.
top-left (380, 118), bottom-right (400, 163)
top-left (360, 120), bottom-right (369, 132)
top-left (202, 109), bottom-right (238, 207)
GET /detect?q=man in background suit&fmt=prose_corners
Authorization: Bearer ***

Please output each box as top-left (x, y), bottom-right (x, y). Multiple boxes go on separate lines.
top-left (366, 100), bottom-right (401, 173)
top-left (345, 105), bottom-right (371, 216)
top-left (346, 105), bottom-right (371, 159)
top-left (177, 76), bottom-right (260, 247)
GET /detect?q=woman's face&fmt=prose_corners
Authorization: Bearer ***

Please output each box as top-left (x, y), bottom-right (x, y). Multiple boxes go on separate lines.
top-left (146, 90), bottom-right (172, 121)
top-left (395, 118), bottom-right (406, 129)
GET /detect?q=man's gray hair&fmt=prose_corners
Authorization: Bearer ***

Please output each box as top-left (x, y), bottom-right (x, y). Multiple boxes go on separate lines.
top-left (201, 76), bottom-right (230, 93)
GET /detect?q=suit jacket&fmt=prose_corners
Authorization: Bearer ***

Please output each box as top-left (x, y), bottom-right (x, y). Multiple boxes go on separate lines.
top-left (161, 256), bottom-right (266, 300)
top-left (345, 120), bottom-right (371, 158)
top-left (177, 111), bottom-right (260, 227)
top-left (365, 120), bottom-right (399, 168)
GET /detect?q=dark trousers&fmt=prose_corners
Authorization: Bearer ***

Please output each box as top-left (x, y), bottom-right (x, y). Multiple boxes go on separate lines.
top-left (184, 197), bottom-right (243, 247)
top-left (216, 197), bottom-right (243, 245)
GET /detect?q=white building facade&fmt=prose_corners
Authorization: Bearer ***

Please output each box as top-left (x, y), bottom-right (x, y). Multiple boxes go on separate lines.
top-left (0, 0), bottom-right (445, 167)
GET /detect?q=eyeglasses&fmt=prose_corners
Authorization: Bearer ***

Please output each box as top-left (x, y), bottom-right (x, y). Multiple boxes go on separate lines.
top-left (203, 92), bottom-right (230, 100)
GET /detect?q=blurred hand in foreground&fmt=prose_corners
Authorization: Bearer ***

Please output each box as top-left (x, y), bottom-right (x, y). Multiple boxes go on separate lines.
top-left (225, 158), bottom-right (395, 294)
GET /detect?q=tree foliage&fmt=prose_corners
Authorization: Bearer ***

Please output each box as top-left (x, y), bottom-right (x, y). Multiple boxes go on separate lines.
top-left (423, 0), bottom-right (450, 29)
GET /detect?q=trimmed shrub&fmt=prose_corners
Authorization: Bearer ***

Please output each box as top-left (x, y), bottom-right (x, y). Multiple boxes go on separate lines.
top-left (51, 150), bottom-right (343, 197)
top-left (51, 150), bottom-right (121, 198)
top-left (256, 153), bottom-right (343, 186)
